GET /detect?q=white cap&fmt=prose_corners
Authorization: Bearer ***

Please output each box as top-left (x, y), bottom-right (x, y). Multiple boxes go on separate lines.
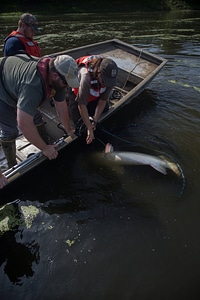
top-left (54, 55), bottom-right (80, 88)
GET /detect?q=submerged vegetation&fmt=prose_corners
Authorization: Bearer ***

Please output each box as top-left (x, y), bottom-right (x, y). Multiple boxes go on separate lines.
top-left (0, 201), bottom-right (40, 234)
top-left (0, 0), bottom-right (199, 14)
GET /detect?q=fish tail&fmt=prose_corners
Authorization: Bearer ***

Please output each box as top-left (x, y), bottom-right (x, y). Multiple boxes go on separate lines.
top-left (160, 155), bottom-right (181, 176)
top-left (166, 160), bottom-right (186, 198)
top-left (167, 161), bottom-right (181, 176)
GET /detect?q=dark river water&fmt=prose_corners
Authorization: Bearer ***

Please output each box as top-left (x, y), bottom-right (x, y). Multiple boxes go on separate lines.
top-left (0, 10), bottom-right (200, 300)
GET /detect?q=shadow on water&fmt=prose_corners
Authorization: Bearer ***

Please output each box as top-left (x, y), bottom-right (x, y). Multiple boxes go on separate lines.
top-left (0, 200), bottom-right (40, 287)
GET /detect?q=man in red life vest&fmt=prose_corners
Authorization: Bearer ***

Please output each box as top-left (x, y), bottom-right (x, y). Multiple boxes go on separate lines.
top-left (67, 55), bottom-right (118, 144)
top-left (3, 13), bottom-right (41, 57)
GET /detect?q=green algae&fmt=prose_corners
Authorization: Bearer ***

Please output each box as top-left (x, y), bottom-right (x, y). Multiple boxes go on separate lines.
top-left (20, 205), bottom-right (40, 229)
top-left (169, 80), bottom-right (200, 92)
top-left (0, 203), bottom-right (40, 234)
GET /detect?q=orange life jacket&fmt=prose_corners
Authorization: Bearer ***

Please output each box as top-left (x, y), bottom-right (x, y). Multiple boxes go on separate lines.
top-left (4, 31), bottom-right (42, 57)
top-left (73, 55), bottom-right (106, 102)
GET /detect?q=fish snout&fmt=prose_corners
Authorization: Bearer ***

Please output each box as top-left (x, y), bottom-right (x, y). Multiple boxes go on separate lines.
top-left (105, 143), bottom-right (114, 153)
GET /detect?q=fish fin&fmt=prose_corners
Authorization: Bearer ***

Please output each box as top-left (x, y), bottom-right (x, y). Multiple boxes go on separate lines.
top-left (160, 156), bottom-right (181, 176)
top-left (114, 154), bottom-right (122, 162)
top-left (105, 143), bottom-right (114, 153)
top-left (150, 164), bottom-right (167, 175)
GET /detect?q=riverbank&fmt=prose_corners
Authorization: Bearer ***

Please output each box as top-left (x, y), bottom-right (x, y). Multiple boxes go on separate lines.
top-left (1, 0), bottom-right (200, 15)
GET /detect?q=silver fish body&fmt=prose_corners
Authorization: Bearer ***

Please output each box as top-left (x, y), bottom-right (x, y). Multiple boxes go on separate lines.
top-left (105, 143), bottom-right (180, 176)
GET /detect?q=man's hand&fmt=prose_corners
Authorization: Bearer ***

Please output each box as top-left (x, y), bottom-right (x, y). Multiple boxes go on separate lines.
top-left (42, 144), bottom-right (58, 160)
top-left (86, 128), bottom-right (94, 144)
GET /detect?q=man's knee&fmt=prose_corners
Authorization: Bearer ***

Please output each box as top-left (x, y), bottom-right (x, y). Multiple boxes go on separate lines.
top-left (0, 131), bottom-right (19, 142)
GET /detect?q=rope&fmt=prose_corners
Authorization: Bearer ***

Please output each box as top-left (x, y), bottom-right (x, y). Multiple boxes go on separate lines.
top-left (122, 49), bottom-right (143, 90)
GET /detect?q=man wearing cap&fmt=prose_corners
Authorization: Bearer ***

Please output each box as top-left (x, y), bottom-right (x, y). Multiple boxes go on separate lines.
top-left (3, 13), bottom-right (41, 57)
top-left (67, 55), bottom-right (118, 144)
top-left (0, 54), bottom-right (79, 187)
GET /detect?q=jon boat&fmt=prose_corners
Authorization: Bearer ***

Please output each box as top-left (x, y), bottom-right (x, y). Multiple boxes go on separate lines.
top-left (0, 39), bottom-right (167, 185)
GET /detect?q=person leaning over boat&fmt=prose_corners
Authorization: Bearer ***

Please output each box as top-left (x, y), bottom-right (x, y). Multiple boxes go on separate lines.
top-left (2, 13), bottom-right (49, 166)
top-left (0, 54), bottom-right (80, 188)
top-left (67, 55), bottom-right (118, 144)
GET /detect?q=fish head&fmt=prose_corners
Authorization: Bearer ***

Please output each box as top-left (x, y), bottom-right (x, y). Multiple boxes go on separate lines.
top-left (105, 143), bottom-right (114, 153)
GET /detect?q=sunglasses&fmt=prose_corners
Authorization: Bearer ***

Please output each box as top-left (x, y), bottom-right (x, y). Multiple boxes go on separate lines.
top-left (57, 72), bottom-right (68, 86)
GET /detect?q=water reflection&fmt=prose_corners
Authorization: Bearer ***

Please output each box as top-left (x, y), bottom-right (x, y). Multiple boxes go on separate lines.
top-left (1, 11), bottom-right (199, 56)
top-left (35, 11), bottom-right (200, 56)
top-left (0, 233), bottom-right (39, 285)
top-left (0, 201), bottom-right (40, 286)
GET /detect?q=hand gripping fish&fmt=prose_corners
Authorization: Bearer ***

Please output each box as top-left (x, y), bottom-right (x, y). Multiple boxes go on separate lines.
top-left (104, 143), bottom-right (181, 176)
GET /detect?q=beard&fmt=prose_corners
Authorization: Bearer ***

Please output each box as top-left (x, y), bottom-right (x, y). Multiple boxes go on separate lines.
top-left (51, 79), bottom-right (64, 92)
